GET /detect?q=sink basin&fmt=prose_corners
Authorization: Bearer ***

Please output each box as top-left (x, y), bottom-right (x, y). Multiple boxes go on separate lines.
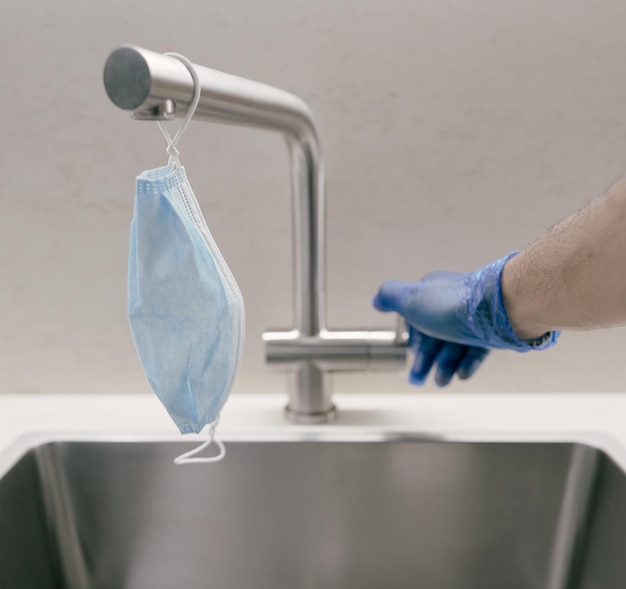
top-left (1, 436), bottom-right (625, 589)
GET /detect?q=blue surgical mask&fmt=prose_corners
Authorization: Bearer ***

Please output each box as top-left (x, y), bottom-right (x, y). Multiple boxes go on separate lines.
top-left (127, 53), bottom-right (245, 464)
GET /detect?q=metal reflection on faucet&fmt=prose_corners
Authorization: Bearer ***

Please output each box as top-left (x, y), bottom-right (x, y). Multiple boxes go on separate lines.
top-left (103, 44), bottom-right (408, 422)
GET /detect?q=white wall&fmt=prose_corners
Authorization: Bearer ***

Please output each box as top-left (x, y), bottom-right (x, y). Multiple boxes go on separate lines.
top-left (2, 0), bottom-right (626, 396)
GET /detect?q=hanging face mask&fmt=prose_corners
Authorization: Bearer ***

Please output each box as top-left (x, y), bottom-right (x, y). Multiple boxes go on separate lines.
top-left (128, 53), bottom-right (245, 464)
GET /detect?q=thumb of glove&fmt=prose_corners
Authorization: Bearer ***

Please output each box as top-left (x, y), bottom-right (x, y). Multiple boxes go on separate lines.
top-left (373, 280), bottom-right (411, 314)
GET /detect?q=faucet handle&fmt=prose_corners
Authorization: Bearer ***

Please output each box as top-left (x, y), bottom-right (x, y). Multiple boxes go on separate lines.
top-left (394, 314), bottom-right (410, 346)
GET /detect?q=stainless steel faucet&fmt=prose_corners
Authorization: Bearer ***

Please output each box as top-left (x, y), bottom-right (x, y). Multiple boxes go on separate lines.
top-left (103, 45), bottom-right (408, 422)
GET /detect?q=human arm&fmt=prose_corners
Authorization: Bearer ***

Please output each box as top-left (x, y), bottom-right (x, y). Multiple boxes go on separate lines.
top-left (502, 176), bottom-right (626, 339)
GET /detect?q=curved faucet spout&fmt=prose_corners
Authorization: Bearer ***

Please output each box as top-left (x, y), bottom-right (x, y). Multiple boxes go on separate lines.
top-left (104, 44), bottom-right (326, 337)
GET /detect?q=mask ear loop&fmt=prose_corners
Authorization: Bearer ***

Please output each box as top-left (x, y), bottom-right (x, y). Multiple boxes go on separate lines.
top-left (156, 52), bottom-right (202, 168)
top-left (174, 419), bottom-right (226, 465)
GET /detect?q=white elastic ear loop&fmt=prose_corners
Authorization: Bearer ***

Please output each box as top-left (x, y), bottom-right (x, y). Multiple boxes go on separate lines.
top-left (174, 419), bottom-right (226, 465)
top-left (156, 52), bottom-right (202, 168)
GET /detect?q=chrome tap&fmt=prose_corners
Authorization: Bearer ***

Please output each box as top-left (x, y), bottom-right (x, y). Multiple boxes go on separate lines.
top-left (103, 45), bottom-right (408, 422)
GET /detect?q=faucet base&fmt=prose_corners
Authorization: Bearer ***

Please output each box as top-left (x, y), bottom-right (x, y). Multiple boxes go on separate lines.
top-left (285, 404), bottom-right (337, 424)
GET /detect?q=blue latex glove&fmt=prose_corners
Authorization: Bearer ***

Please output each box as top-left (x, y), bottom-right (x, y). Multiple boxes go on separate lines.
top-left (373, 253), bottom-right (559, 386)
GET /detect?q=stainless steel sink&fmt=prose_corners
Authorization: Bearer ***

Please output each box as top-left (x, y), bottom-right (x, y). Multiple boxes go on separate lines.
top-left (1, 436), bottom-right (625, 589)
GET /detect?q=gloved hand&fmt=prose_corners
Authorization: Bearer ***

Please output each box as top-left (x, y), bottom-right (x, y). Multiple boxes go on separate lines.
top-left (373, 253), bottom-right (559, 386)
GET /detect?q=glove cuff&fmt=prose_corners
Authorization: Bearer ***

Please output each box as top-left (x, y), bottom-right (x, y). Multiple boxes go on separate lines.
top-left (472, 252), bottom-right (560, 352)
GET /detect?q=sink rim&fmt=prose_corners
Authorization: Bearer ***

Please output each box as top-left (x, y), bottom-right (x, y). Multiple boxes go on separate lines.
top-left (1, 429), bottom-right (625, 480)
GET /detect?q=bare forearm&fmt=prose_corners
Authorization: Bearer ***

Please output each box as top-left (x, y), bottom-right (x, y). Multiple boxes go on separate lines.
top-left (502, 176), bottom-right (626, 340)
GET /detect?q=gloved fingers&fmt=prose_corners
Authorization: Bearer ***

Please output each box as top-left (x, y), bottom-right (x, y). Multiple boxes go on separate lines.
top-left (457, 346), bottom-right (490, 380)
top-left (373, 280), bottom-right (410, 314)
top-left (434, 342), bottom-right (467, 387)
top-left (409, 330), bottom-right (488, 385)
top-left (409, 332), bottom-right (443, 385)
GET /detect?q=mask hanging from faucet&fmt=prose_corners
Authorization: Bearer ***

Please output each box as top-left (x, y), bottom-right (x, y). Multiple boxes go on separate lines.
top-left (127, 53), bottom-right (245, 464)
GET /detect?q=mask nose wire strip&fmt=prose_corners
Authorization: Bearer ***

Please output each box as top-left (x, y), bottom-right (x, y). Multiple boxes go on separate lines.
top-left (152, 53), bottom-right (226, 465)
top-left (156, 52), bottom-right (202, 168)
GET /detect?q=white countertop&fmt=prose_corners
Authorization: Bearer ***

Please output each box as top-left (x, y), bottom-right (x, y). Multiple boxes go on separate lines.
top-left (1, 392), bottom-right (626, 472)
